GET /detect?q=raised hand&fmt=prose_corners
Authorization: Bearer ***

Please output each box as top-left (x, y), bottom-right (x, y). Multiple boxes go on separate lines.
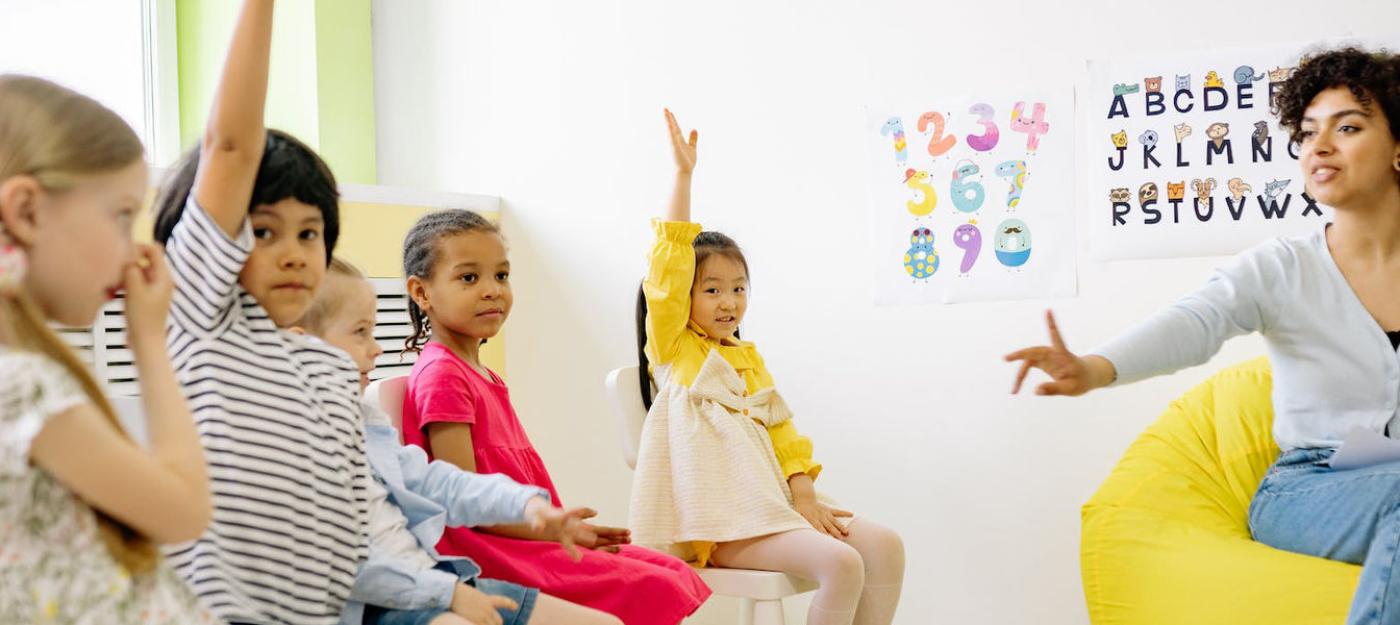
top-left (1003, 310), bottom-right (1116, 396)
top-left (665, 108), bottom-right (698, 174)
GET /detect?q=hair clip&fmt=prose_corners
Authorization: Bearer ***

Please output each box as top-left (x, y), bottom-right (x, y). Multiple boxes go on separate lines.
top-left (0, 226), bottom-right (27, 295)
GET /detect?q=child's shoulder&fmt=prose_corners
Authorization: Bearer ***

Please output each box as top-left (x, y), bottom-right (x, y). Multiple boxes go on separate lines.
top-left (0, 349), bottom-right (86, 429)
top-left (408, 343), bottom-right (468, 383)
top-left (0, 349), bottom-right (76, 389)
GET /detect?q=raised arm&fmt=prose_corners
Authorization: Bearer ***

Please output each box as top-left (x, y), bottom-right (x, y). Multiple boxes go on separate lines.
top-left (664, 108), bottom-right (697, 223)
top-left (193, 0), bottom-right (273, 237)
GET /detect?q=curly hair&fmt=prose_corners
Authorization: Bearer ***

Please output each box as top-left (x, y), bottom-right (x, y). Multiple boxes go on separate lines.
top-left (1273, 46), bottom-right (1400, 146)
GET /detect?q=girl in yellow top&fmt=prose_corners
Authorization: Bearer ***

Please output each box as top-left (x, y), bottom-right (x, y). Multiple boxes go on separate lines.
top-left (627, 109), bottom-right (905, 625)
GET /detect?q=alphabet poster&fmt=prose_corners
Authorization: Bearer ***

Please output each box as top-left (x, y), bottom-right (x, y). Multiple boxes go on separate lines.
top-left (865, 92), bottom-right (1077, 306)
top-left (1083, 41), bottom-right (1396, 260)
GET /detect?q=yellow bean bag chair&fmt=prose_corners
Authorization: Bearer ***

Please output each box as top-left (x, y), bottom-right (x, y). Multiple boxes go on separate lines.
top-left (1081, 357), bottom-right (1361, 624)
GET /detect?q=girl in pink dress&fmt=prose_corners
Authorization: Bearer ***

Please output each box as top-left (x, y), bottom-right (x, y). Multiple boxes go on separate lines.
top-left (398, 209), bottom-right (711, 625)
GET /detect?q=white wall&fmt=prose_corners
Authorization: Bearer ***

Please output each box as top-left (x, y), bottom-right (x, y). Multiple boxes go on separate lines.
top-left (371, 2), bottom-right (1400, 623)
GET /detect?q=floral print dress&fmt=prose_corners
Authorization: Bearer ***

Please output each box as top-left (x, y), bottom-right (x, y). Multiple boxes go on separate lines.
top-left (0, 350), bottom-right (212, 624)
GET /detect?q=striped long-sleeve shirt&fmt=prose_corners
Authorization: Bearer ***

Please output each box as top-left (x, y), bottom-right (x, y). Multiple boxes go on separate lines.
top-left (162, 196), bottom-right (370, 625)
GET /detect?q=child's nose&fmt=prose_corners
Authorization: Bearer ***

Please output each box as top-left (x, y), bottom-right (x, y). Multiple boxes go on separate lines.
top-left (278, 242), bottom-right (308, 268)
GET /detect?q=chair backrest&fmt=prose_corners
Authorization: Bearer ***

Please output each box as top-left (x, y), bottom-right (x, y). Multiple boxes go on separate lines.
top-left (364, 375), bottom-right (410, 433)
top-left (605, 366), bottom-right (648, 470)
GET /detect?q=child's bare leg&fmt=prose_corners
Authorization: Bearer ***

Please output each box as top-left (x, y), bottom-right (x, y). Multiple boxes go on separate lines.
top-left (526, 593), bottom-right (623, 625)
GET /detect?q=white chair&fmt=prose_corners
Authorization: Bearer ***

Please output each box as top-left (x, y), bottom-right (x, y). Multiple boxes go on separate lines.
top-left (605, 365), bottom-right (816, 625)
top-left (364, 375), bottom-right (410, 433)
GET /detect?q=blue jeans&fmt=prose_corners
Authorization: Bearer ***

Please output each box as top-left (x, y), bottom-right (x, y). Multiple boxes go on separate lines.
top-left (1250, 447), bottom-right (1400, 624)
top-left (362, 565), bottom-right (539, 625)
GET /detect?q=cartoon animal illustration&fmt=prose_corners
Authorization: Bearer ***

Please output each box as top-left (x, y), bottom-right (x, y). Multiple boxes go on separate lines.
top-left (1191, 177), bottom-right (1217, 201)
top-left (994, 219), bottom-right (1032, 268)
top-left (880, 117), bottom-right (907, 165)
top-left (950, 159), bottom-right (986, 213)
top-left (1010, 101), bottom-right (1050, 154)
top-left (1139, 182), bottom-right (1159, 204)
top-left (1227, 177), bottom-right (1253, 202)
top-left (1206, 122), bottom-right (1230, 148)
top-left (1138, 129), bottom-right (1159, 149)
top-left (1252, 120), bottom-right (1270, 144)
top-left (995, 160), bottom-right (1028, 208)
top-left (1113, 83), bottom-right (1141, 96)
top-left (903, 227), bottom-right (939, 279)
top-left (953, 222), bottom-right (983, 274)
top-left (1109, 187), bottom-right (1131, 203)
top-left (904, 168), bottom-right (936, 216)
top-left (1174, 122), bottom-right (1193, 143)
top-left (1234, 65), bottom-right (1264, 83)
top-left (1175, 74), bottom-right (1191, 91)
top-left (1144, 76), bottom-right (1163, 93)
top-left (1111, 130), bottom-right (1128, 149)
top-left (1264, 178), bottom-right (1291, 200)
top-left (1204, 71), bottom-right (1225, 88)
top-left (1167, 181), bottom-right (1186, 200)
top-left (1268, 66), bottom-right (1295, 82)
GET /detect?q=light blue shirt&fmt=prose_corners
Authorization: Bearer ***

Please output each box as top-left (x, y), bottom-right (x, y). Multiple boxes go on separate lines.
top-left (339, 405), bottom-right (548, 624)
top-left (1093, 228), bottom-right (1400, 452)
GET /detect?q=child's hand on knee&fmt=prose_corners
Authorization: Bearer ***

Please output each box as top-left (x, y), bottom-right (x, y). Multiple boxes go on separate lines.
top-left (450, 583), bottom-right (517, 625)
top-left (794, 498), bottom-right (853, 539)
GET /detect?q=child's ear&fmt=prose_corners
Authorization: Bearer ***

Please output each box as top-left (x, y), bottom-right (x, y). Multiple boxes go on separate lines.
top-left (406, 275), bottom-right (430, 312)
top-left (0, 175), bottom-right (44, 245)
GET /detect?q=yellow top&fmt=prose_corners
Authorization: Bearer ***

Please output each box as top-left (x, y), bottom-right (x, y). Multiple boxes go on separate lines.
top-left (644, 220), bottom-right (822, 479)
top-left (644, 220), bottom-right (821, 566)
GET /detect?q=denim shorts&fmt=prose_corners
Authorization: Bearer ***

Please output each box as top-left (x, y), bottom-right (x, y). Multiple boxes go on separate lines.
top-left (362, 577), bottom-right (539, 625)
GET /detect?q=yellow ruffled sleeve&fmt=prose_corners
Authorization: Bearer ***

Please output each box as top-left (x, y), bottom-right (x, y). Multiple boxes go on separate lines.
top-left (768, 420), bottom-right (822, 481)
top-left (643, 219), bottom-right (704, 366)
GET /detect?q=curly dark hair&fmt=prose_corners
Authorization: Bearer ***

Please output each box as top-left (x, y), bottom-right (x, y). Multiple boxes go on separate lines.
top-left (1273, 46), bottom-right (1400, 147)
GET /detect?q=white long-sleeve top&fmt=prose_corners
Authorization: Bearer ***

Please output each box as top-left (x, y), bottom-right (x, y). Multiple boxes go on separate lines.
top-left (1092, 227), bottom-right (1400, 452)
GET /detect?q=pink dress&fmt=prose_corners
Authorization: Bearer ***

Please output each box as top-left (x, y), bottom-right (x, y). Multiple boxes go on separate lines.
top-left (403, 342), bottom-right (710, 624)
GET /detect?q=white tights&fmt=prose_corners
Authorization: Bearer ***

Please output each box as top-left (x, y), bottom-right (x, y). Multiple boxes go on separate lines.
top-left (710, 519), bottom-right (905, 625)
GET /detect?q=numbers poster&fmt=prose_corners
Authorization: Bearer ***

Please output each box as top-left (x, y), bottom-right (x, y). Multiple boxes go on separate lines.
top-left (865, 92), bottom-right (1077, 305)
top-left (1083, 41), bottom-right (1377, 260)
